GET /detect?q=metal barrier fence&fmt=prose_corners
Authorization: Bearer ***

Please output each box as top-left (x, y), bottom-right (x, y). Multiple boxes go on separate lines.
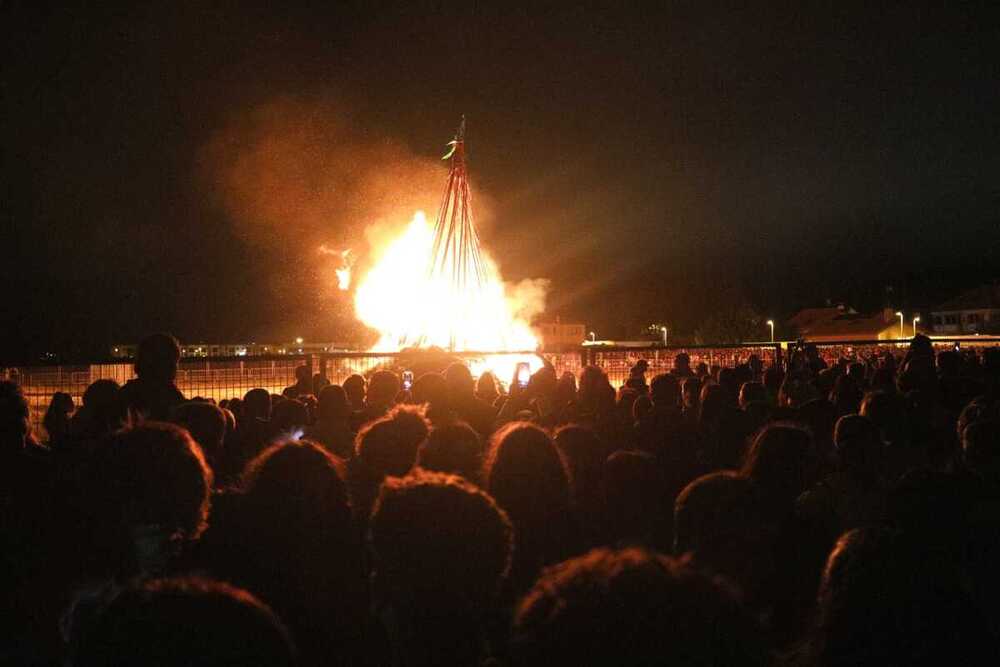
top-left (6, 339), bottom-right (999, 440)
top-left (3, 356), bottom-right (308, 440)
top-left (806, 338), bottom-right (1000, 366)
top-left (583, 344), bottom-right (781, 387)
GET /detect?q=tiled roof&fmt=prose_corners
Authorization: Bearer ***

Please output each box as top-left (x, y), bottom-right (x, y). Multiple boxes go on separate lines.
top-left (934, 284), bottom-right (1000, 312)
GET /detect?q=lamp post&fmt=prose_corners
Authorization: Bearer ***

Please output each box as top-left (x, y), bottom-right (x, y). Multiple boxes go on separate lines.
top-left (912, 316), bottom-right (920, 337)
top-left (766, 320), bottom-right (774, 343)
top-left (895, 312), bottom-right (904, 340)
top-left (661, 326), bottom-right (668, 346)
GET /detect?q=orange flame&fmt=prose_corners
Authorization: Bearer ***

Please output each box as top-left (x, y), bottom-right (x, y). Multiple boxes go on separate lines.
top-left (354, 211), bottom-right (541, 355)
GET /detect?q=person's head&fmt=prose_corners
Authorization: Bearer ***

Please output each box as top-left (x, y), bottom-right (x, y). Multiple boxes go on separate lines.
top-left (270, 398), bottom-right (309, 435)
top-left (511, 547), bottom-right (765, 667)
top-left (343, 374), bottom-right (366, 410)
top-left (242, 388), bottom-right (272, 421)
top-left (242, 439), bottom-right (351, 529)
top-left (738, 381), bottom-right (766, 409)
top-left (962, 418), bottom-right (1000, 478)
top-left (317, 384), bottom-right (352, 422)
top-left (603, 450), bottom-right (665, 543)
top-left (741, 423), bottom-right (815, 501)
top-left (649, 373), bottom-right (681, 409)
top-left (811, 528), bottom-right (990, 667)
top-left (48, 391), bottom-right (74, 416)
top-left (370, 470), bottom-right (513, 613)
top-left (0, 380), bottom-right (30, 448)
top-left (93, 422), bottom-right (212, 555)
top-left (696, 361), bottom-right (709, 377)
top-left (444, 362), bottom-right (476, 399)
top-left (170, 402), bottom-right (227, 475)
top-left (294, 365), bottom-right (311, 384)
top-left (417, 421), bottom-right (482, 481)
top-left (72, 577), bottom-right (295, 667)
top-left (476, 371), bottom-right (500, 403)
top-left (674, 352), bottom-right (691, 373)
top-left (44, 391), bottom-right (76, 441)
top-left (355, 404), bottom-right (430, 479)
top-left (833, 414), bottom-right (882, 474)
top-left (860, 389), bottom-right (907, 445)
top-left (134, 333), bottom-right (182, 384)
top-left (367, 370), bottom-right (400, 409)
top-left (484, 422), bottom-right (570, 523)
top-left (673, 471), bottom-right (774, 600)
top-left (409, 372), bottom-right (449, 422)
top-left (778, 375), bottom-right (819, 408)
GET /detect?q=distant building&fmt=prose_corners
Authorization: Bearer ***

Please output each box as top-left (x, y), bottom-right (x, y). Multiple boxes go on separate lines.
top-left (930, 284), bottom-right (1000, 335)
top-left (110, 341), bottom-right (346, 358)
top-left (787, 305), bottom-right (911, 342)
top-left (533, 319), bottom-right (587, 350)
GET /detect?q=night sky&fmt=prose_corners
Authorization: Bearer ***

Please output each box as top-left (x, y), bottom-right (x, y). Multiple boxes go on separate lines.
top-left (4, 3), bottom-right (1000, 361)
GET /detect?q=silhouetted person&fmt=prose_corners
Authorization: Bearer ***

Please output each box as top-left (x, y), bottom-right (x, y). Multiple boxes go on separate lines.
top-left (555, 424), bottom-right (607, 547)
top-left (445, 362), bottom-right (497, 437)
top-left (284, 365), bottom-right (313, 398)
top-left (70, 379), bottom-right (123, 444)
top-left (674, 471), bottom-right (776, 617)
top-left (416, 421), bottom-right (482, 482)
top-left (82, 421), bottom-right (212, 579)
top-left (603, 450), bottom-right (668, 548)
top-left (271, 397), bottom-right (309, 435)
top-left (370, 471), bottom-right (514, 667)
top-left (511, 547), bottom-right (766, 667)
top-left (170, 401), bottom-right (228, 487)
top-left (118, 333), bottom-right (185, 421)
top-left (305, 384), bottom-right (355, 459)
top-left (804, 527), bottom-right (992, 667)
top-left (476, 371), bottom-right (500, 406)
top-left (354, 370), bottom-right (399, 429)
top-left (671, 352), bottom-right (694, 378)
top-left (349, 404), bottom-right (429, 526)
top-left (202, 439), bottom-right (365, 666)
top-left (409, 371), bottom-right (451, 425)
top-left (72, 577), bottom-right (296, 667)
top-left (343, 373), bottom-right (366, 411)
top-left (0, 381), bottom-right (57, 660)
top-left (43, 391), bottom-right (74, 448)
top-left (484, 422), bottom-right (580, 597)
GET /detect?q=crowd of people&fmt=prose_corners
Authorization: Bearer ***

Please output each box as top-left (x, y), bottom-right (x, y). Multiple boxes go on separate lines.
top-left (3, 331), bottom-right (1000, 665)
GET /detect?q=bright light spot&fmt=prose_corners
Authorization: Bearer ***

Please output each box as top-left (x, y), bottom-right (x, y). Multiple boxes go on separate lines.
top-left (353, 211), bottom-right (540, 353)
top-left (295, 337), bottom-right (304, 344)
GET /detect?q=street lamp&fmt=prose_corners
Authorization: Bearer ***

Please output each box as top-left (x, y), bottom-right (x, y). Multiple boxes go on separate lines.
top-left (766, 320), bottom-right (775, 343)
top-left (895, 312), bottom-right (904, 340)
top-left (589, 331), bottom-right (596, 342)
top-left (295, 337), bottom-right (304, 345)
top-left (912, 316), bottom-right (920, 337)
top-left (661, 326), bottom-right (668, 346)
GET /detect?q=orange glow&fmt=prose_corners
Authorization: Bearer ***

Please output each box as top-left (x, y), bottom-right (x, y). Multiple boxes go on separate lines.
top-left (354, 210), bottom-right (541, 357)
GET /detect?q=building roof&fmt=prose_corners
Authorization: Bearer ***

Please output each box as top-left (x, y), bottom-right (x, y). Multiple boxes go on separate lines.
top-left (788, 306), bottom-right (896, 341)
top-left (934, 284), bottom-right (1000, 312)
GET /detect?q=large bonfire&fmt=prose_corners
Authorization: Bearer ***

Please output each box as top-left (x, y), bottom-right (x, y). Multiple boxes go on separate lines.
top-left (352, 121), bottom-right (543, 370)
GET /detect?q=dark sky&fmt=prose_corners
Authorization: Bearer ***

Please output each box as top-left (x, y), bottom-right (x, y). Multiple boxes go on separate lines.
top-left (4, 3), bottom-right (1000, 359)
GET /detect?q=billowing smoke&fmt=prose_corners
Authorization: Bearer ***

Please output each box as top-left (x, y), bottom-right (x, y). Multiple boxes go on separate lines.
top-left (199, 95), bottom-right (447, 250)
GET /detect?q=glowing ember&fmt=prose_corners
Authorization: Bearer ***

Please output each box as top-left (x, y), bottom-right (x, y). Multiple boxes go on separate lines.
top-left (350, 122), bottom-right (546, 380)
